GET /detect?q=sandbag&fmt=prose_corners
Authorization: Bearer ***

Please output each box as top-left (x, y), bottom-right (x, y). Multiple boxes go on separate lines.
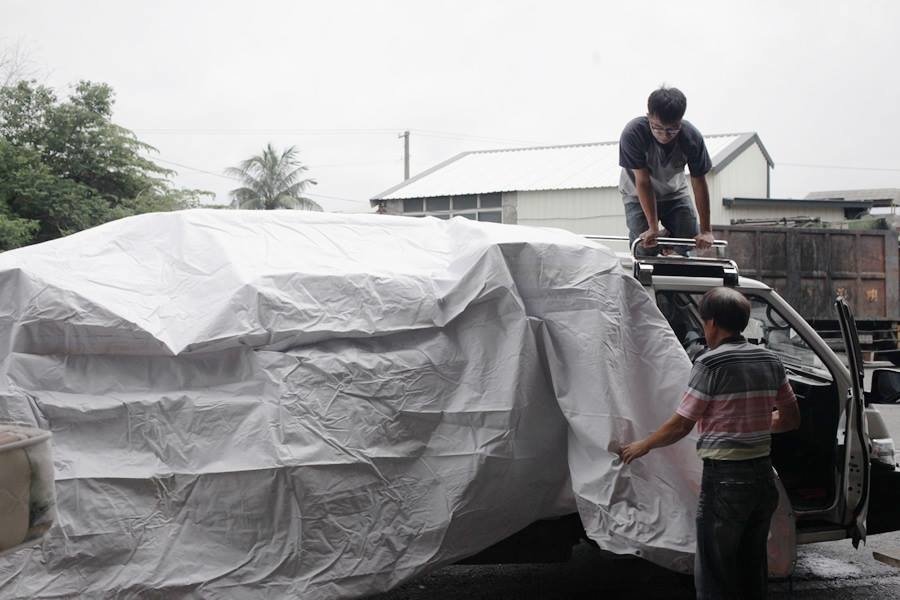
top-left (0, 425), bottom-right (55, 555)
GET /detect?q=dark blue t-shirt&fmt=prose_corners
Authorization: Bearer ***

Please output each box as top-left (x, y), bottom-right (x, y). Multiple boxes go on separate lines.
top-left (618, 117), bottom-right (712, 203)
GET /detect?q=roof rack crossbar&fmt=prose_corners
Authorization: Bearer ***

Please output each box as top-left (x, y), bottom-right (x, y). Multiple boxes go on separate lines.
top-left (629, 237), bottom-right (728, 257)
top-left (580, 235), bottom-right (728, 256)
top-left (583, 235), bottom-right (630, 242)
top-left (581, 234), bottom-right (738, 285)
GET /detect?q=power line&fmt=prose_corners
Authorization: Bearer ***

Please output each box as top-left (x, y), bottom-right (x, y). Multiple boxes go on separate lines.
top-left (131, 125), bottom-right (546, 147)
top-left (133, 128), bottom-right (399, 136)
top-left (305, 191), bottom-right (368, 204)
top-left (779, 162), bottom-right (900, 173)
top-left (308, 159), bottom-right (401, 168)
top-left (151, 156), bottom-right (367, 204)
top-left (412, 128), bottom-right (544, 146)
top-left (136, 123), bottom-right (900, 165)
top-left (158, 155), bottom-right (399, 171)
top-left (153, 157), bottom-right (233, 180)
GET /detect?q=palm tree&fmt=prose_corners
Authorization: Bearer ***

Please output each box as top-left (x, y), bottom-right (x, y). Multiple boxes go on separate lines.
top-left (226, 144), bottom-right (321, 210)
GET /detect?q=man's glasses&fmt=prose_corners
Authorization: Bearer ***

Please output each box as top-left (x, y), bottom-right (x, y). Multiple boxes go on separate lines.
top-left (649, 123), bottom-right (682, 136)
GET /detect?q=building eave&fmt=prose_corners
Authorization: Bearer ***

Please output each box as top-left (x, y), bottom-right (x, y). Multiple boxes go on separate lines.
top-left (723, 196), bottom-right (873, 208)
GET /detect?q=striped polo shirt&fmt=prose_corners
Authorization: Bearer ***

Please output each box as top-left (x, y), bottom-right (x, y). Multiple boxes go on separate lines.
top-left (676, 336), bottom-right (798, 460)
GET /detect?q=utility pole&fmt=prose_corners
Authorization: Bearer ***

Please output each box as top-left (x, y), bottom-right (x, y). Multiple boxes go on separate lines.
top-left (398, 130), bottom-right (410, 180)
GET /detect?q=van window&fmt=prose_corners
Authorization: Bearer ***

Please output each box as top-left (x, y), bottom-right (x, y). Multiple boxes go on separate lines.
top-left (655, 291), bottom-right (829, 376)
top-left (745, 297), bottom-right (828, 375)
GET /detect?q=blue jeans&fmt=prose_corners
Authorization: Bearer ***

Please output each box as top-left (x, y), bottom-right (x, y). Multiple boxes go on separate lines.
top-left (624, 196), bottom-right (700, 256)
top-left (695, 456), bottom-right (779, 600)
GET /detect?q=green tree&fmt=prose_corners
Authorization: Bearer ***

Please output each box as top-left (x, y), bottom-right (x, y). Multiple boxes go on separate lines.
top-left (227, 143), bottom-right (321, 210)
top-left (0, 79), bottom-right (208, 249)
top-left (0, 198), bottom-right (39, 251)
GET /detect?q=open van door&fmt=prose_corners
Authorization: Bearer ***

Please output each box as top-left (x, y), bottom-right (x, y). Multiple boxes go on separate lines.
top-left (835, 296), bottom-right (870, 547)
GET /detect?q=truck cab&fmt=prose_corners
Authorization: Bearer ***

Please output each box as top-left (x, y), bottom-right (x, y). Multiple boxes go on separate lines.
top-left (613, 237), bottom-right (900, 556)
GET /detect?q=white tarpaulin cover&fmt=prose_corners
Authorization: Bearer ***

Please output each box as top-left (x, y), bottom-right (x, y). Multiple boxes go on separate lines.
top-left (0, 210), bottom-right (699, 598)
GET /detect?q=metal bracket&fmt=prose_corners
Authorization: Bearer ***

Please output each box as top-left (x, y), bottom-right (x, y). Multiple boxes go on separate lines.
top-left (874, 550), bottom-right (900, 569)
top-left (723, 265), bottom-right (739, 286)
top-left (634, 262), bottom-right (654, 286)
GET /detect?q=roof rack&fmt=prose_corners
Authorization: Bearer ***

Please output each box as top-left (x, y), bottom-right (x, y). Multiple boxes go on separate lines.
top-left (582, 235), bottom-right (739, 286)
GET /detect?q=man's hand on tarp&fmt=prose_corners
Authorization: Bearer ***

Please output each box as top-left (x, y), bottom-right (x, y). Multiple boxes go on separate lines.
top-left (617, 414), bottom-right (696, 465)
top-left (619, 441), bottom-right (650, 464)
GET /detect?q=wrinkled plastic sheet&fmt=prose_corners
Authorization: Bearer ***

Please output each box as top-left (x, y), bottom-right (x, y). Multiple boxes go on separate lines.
top-left (0, 210), bottom-right (699, 598)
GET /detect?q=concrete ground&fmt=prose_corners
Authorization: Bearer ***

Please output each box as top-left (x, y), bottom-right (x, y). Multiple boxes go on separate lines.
top-left (368, 533), bottom-right (900, 600)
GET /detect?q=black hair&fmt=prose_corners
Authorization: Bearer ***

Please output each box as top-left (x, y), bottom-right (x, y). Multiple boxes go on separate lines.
top-left (698, 287), bottom-right (751, 334)
top-left (647, 87), bottom-right (687, 123)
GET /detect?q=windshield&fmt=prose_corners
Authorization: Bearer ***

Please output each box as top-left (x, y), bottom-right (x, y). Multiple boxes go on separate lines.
top-left (745, 297), bottom-right (828, 373)
top-left (655, 290), bottom-right (830, 376)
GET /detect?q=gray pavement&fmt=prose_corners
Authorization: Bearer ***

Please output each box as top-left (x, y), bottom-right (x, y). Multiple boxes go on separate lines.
top-left (369, 534), bottom-right (900, 599)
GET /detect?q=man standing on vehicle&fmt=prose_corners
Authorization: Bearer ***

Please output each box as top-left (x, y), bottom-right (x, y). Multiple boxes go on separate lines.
top-left (619, 287), bottom-right (801, 599)
top-left (619, 86), bottom-right (715, 254)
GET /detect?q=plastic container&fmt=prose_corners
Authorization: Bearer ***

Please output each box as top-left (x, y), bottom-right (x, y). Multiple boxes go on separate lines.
top-left (0, 424), bottom-right (56, 555)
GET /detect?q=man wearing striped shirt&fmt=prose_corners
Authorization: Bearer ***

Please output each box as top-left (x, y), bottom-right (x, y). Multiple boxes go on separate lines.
top-left (620, 287), bottom-right (801, 600)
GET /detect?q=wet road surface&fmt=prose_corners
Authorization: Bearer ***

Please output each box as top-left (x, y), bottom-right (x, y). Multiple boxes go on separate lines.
top-left (368, 533), bottom-right (900, 600)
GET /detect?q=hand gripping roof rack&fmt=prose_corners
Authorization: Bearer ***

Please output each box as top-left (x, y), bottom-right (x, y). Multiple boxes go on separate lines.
top-left (582, 235), bottom-right (740, 287)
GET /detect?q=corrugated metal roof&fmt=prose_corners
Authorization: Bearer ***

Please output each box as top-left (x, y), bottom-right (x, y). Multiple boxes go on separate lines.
top-left (373, 132), bottom-right (765, 201)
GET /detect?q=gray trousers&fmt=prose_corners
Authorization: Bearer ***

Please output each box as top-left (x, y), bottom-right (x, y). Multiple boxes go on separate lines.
top-left (623, 196), bottom-right (700, 256)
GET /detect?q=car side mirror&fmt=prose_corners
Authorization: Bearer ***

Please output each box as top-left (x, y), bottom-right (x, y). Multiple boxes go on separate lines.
top-left (870, 368), bottom-right (900, 404)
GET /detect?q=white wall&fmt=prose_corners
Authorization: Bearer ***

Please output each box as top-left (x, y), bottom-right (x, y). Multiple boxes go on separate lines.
top-left (515, 141), bottom-right (844, 232)
top-left (709, 144), bottom-right (844, 223)
top-left (515, 188), bottom-right (627, 235)
top-left (707, 143), bottom-right (770, 224)
top-left (515, 144), bottom-right (775, 234)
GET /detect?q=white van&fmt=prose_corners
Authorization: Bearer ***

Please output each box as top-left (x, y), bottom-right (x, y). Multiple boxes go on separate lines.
top-left (466, 236), bottom-right (900, 575)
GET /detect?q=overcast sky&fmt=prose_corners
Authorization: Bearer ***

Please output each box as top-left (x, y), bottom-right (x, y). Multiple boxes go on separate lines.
top-left (2, 0), bottom-right (899, 212)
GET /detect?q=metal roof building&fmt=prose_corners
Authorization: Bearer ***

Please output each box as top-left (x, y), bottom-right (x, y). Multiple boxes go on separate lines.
top-left (805, 188), bottom-right (900, 209)
top-left (369, 132), bottom-right (848, 236)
